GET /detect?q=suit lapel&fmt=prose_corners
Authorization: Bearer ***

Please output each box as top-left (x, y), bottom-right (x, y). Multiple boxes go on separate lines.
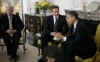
top-left (5, 14), bottom-right (9, 21)
top-left (51, 16), bottom-right (54, 25)
top-left (5, 14), bottom-right (9, 25)
top-left (12, 15), bottom-right (14, 24)
top-left (75, 21), bottom-right (80, 35)
top-left (51, 16), bottom-right (54, 30)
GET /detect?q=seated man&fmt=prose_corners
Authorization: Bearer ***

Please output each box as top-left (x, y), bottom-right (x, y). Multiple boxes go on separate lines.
top-left (42, 5), bottom-right (66, 47)
top-left (0, 5), bottom-right (24, 61)
top-left (40, 5), bottom-right (66, 62)
top-left (49, 11), bottom-right (97, 62)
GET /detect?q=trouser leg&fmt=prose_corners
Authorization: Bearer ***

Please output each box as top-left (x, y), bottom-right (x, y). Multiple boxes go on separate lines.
top-left (63, 44), bottom-right (75, 62)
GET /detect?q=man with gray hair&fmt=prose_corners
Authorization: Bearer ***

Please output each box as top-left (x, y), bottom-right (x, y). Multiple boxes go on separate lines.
top-left (0, 5), bottom-right (24, 61)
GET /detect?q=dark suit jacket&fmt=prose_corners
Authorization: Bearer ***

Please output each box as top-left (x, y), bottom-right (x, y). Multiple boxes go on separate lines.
top-left (43, 15), bottom-right (66, 41)
top-left (0, 14), bottom-right (24, 38)
top-left (42, 16), bottom-right (67, 62)
top-left (63, 20), bottom-right (97, 59)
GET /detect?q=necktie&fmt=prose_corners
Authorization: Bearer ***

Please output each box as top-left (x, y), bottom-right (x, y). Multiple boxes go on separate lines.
top-left (53, 16), bottom-right (58, 32)
top-left (56, 16), bottom-right (58, 21)
top-left (73, 27), bottom-right (75, 33)
top-left (9, 15), bottom-right (13, 29)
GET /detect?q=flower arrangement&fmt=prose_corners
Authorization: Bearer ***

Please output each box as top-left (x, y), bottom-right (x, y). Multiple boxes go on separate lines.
top-left (35, 0), bottom-right (52, 10)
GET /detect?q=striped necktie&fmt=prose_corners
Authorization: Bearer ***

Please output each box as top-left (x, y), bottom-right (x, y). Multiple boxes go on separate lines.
top-left (8, 15), bottom-right (13, 29)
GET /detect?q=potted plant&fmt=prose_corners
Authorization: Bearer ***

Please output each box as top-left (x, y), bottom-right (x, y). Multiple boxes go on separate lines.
top-left (35, 0), bottom-right (52, 16)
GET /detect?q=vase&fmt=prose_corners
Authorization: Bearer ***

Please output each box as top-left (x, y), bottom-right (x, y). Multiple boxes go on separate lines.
top-left (40, 10), bottom-right (46, 16)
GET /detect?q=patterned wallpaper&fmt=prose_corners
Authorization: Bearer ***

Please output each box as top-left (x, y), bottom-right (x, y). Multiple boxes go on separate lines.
top-left (76, 11), bottom-right (100, 21)
top-left (66, 10), bottom-right (100, 21)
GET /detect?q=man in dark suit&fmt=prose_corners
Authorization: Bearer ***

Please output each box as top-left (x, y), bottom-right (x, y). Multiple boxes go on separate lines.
top-left (55, 11), bottom-right (97, 62)
top-left (0, 5), bottom-right (24, 60)
top-left (40, 5), bottom-right (66, 62)
top-left (42, 5), bottom-right (66, 47)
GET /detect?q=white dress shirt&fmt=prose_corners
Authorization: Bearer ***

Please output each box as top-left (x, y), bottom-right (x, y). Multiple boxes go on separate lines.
top-left (53, 15), bottom-right (59, 40)
top-left (53, 15), bottom-right (59, 24)
top-left (73, 20), bottom-right (78, 33)
top-left (53, 16), bottom-right (56, 24)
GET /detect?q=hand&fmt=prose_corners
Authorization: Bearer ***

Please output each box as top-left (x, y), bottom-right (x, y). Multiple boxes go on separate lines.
top-left (6, 29), bottom-right (12, 34)
top-left (6, 29), bottom-right (16, 34)
top-left (55, 32), bottom-right (64, 40)
top-left (47, 57), bottom-right (56, 62)
top-left (50, 32), bottom-right (56, 36)
top-left (12, 30), bottom-right (16, 33)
